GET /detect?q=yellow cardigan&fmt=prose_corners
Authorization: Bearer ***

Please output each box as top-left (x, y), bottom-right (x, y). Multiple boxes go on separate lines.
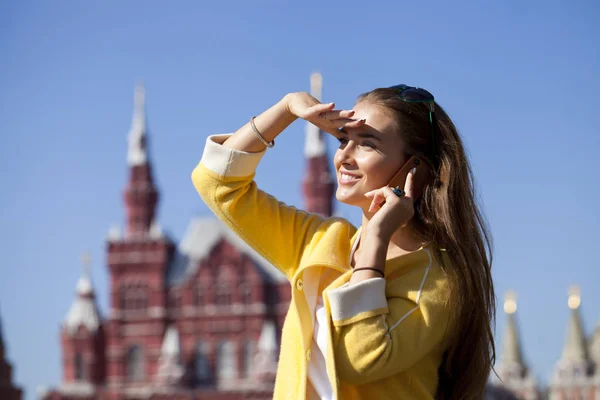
top-left (192, 134), bottom-right (453, 400)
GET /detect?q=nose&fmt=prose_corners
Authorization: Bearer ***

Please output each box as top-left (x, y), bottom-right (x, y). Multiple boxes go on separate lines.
top-left (335, 140), bottom-right (357, 168)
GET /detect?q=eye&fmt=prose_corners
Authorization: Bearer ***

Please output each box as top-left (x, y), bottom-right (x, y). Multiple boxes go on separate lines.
top-left (361, 141), bottom-right (376, 149)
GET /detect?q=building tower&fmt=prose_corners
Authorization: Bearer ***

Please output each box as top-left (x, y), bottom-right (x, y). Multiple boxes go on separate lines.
top-left (105, 83), bottom-right (175, 393)
top-left (302, 72), bottom-right (335, 217)
top-left (549, 285), bottom-right (595, 399)
top-left (490, 290), bottom-right (539, 399)
top-left (59, 252), bottom-right (105, 397)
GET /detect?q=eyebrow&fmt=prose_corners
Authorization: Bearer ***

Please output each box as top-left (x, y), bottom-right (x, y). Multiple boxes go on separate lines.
top-left (338, 128), bottom-right (382, 142)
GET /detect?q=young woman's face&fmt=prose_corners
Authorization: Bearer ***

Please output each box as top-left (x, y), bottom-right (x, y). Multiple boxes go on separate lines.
top-left (334, 101), bottom-right (407, 210)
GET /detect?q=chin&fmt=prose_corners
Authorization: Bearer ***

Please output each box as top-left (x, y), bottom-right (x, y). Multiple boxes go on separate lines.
top-left (335, 189), bottom-right (366, 208)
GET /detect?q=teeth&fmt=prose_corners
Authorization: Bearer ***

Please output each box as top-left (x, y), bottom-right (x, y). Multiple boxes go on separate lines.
top-left (340, 173), bottom-right (359, 181)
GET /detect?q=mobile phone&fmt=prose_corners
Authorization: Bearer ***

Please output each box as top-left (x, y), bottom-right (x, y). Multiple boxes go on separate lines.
top-left (382, 156), bottom-right (430, 204)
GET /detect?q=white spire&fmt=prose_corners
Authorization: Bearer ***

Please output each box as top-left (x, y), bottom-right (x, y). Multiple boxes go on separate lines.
top-left (500, 290), bottom-right (524, 366)
top-left (590, 320), bottom-right (600, 367)
top-left (305, 72), bottom-right (327, 158)
top-left (560, 286), bottom-right (588, 362)
top-left (551, 285), bottom-right (591, 383)
top-left (64, 252), bottom-right (101, 334)
top-left (127, 82), bottom-right (148, 166)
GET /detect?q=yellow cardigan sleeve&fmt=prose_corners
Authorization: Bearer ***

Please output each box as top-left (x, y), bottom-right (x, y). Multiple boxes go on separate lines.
top-left (326, 259), bottom-right (451, 385)
top-left (191, 134), bottom-right (325, 281)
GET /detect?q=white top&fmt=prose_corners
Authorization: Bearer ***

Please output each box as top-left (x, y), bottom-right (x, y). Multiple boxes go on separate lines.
top-left (307, 229), bottom-right (362, 399)
top-left (64, 275), bottom-right (101, 334)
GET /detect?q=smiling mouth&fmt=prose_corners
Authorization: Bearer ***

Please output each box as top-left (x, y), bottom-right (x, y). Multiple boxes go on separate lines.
top-left (338, 173), bottom-right (361, 185)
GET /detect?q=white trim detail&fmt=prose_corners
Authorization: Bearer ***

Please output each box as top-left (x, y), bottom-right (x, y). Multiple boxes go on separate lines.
top-left (327, 278), bottom-right (387, 322)
top-left (199, 134), bottom-right (266, 177)
top-left (387, 248), bottom-right (432, 333)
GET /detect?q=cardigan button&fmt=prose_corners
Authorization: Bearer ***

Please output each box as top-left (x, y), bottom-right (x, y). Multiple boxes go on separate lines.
top-left (296, 279), bottom-right (304, 291)
top-left (306, 349), bottom-right (312, 361)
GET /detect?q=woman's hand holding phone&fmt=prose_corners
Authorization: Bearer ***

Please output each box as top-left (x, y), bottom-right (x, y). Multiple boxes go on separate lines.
top-left (363, 167), bottom-right (418, 241)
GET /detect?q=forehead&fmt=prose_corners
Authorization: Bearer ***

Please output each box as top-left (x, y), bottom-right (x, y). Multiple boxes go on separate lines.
top-left (349, 102), bottom-right (399, 138)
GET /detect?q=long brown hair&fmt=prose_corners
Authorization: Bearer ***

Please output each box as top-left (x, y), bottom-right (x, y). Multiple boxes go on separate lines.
top-left (358, 88), bottom-right (496, 399)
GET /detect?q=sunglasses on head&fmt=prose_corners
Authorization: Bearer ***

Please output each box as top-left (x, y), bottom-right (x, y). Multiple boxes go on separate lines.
top-left (388, 84), bottom-right (437, 156)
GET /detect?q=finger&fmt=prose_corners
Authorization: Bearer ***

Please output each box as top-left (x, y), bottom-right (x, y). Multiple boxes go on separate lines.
top-left (342, 118), bottom-right (366, 129)
top-left (403, 167), bottom-right (417, 200)
top-left (329, 118), bottom-right (359, 128)
top-left (321, 110), bottom-right (355, 120)
top-left (364, 187), bottom-right (383, 197)
top-left (369, 194), bottom-right (384, 213)
top-left (310, 102), bottom-right (336, 116)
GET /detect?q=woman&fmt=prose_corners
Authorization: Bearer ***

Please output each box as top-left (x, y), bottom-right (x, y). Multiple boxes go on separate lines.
top-left (191, 86), bottom-right (496, 399)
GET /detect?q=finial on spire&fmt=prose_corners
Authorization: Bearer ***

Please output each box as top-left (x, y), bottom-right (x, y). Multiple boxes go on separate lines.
top-left (568, 285), bottom-right (581, 310)
top-left (504, 290), bottom-right (517, 314)
top-left (76, 252), bottom-right (93, 296)
top-left (81, 251), bottom-right (92, 278)
top-left (310, 72), bottom-right (323, 101)
top-left (134, 80), bottom-right (145, 110)
top-left (127, 82), bottom-right (148, 166)
top-left (305, 72), bottom-right (326, 158)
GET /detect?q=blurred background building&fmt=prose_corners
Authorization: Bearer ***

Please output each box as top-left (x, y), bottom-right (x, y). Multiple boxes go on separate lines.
top-left (0, 306), bottom-right (23, 400)
top-left (487, 287), bottom-right (600, 399)
top-left (36, 74), bottom-right (599, 399)
top-left (40, 74), bottom-right (334, 400)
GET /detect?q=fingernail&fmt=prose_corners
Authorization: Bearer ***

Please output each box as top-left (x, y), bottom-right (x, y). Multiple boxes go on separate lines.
top-left (411, 167), bottom-right (417, 174)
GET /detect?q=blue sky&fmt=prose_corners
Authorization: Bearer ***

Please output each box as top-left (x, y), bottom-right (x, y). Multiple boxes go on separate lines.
top-left (1, 1), bottom-right (598, 398)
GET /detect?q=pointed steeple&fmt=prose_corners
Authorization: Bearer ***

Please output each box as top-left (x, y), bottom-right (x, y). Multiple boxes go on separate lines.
top-left (0, 303), bottom-right (23, 400)
top-left (0, 302), bottom-right (5, 362)
top-left (491, 291), bottom-right (540, 399)
top-left (127, 83), bottom-right (148, 166)
top-left (123, 82), bottom-right (159, 237)
top-left (560, 286), bottom-right (589, 363)
top-left (590, 319), bottom-right (600, 369)
top-left (302, 72), bottom-right (335, 217)
top-left (552, 285), bottom-right (591, 383)
top-left (0, 303), bottom-right (4, 351)
top-left (500, 291), bottom-right (524, 367)
top-left (64, 252), bottom-right (101, 334)
top-left (304, 72), bottom-right (327, 158)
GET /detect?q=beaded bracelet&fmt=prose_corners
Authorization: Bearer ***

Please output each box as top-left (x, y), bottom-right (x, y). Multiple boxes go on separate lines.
top-left (250, 116), bottom-right (275, 148)
top-left (352, 267), bottom-right (385, 278)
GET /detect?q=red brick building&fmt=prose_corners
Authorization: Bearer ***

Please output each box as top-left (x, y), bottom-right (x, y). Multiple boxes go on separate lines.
top-left (41, 74), bottom-right (334, 400)
top-left (0, 306), bottom-right (23, 400)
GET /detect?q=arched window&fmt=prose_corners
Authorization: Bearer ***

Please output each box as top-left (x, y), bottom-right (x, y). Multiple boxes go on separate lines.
top-left (239, 283), bottom-right (252, 304)
top-left (244, 340), bottom-right (255, 377)
top-left (215, 283), bottom-right (231, 305)
top-left (126, 345), bottom-right (144, 380)
top-left (195, 341), bottom-right (211, 385)
top-left (74, 352), bottom-right (85, 380)
top-left (217, 341), bottom-right (237, 380)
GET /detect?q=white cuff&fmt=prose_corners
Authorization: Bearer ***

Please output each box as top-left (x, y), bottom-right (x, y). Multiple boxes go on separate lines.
top-left (200, 134), bottom-right (266, 177)
top-left (327, 278), bottom-right (388, 323)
